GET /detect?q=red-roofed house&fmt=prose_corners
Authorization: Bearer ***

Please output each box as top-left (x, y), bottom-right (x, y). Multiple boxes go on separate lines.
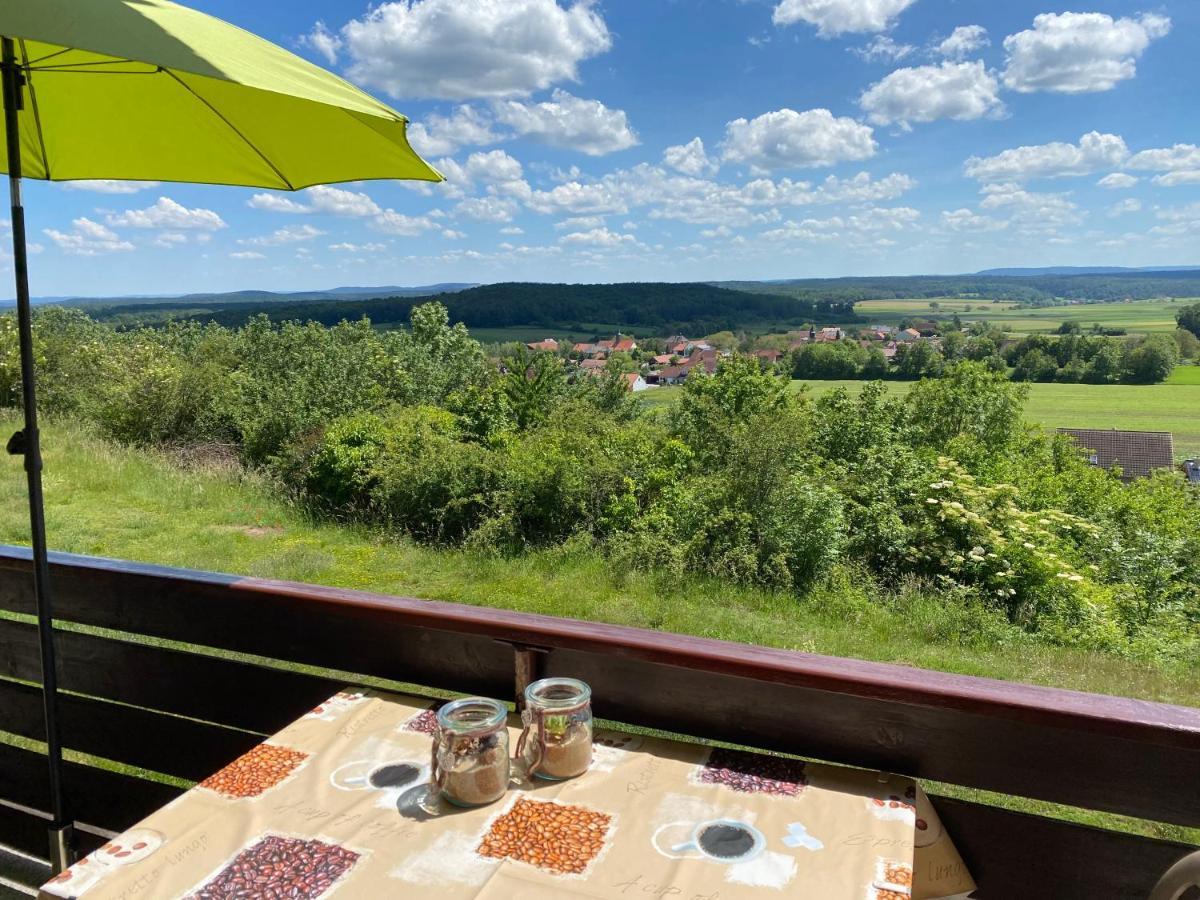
top-left (623, 373), bottom-right (648, 392)
top-left (527, 338), bottom-right (560, 352)
top-left (579, 358), bottom-right (607, 371)
top-left (613, 338), bottom-right (637, 352)
top-left (754, 349), bottom-right (782, 363)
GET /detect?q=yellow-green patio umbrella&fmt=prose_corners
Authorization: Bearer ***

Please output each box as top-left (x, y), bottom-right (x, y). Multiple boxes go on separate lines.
top-left (0, 0), bottom-right (442, 872)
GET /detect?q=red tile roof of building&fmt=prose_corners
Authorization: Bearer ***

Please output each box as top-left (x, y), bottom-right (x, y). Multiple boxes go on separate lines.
top-left (1057, 429), bottom-right (1175, 481)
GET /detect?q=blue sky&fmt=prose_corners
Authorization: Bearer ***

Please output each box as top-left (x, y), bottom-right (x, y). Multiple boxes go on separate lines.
top-left (13, 0), bottom-right (1200, 296)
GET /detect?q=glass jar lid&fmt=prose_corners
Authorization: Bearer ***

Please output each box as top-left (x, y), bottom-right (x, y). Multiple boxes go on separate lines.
top-left (436, 697), bottom-right (508, 735)
top-left (524, 677), bottom-right (591, 710)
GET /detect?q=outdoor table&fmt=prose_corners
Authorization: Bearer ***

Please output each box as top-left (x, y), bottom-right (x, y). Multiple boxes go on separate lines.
top-left (40, 688), bottom-right (976, 899)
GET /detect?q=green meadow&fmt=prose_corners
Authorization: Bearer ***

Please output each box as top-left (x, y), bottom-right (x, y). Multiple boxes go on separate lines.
top-left (853, 297), bottom-right (1190, 334)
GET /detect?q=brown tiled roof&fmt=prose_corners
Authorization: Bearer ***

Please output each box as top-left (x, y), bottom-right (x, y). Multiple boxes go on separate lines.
top-left (1057, 429), bottom-right (1175, 481)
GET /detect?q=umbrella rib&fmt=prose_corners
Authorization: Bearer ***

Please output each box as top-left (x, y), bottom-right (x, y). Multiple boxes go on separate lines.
top-left (24, 47), bottom-right (72, 67)
top-left (160, 69), bottom-right (295, 191)
top-left (18, 40), bottom-right (52, 179)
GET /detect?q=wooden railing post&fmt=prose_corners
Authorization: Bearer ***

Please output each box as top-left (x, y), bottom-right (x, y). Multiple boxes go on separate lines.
top-left (510, 645), bottom-right (547, 713)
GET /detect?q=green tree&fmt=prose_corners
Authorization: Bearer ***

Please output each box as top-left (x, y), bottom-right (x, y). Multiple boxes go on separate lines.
top-left (895, 341), bottom-right (944, 379)
top-left (1175, 327), bottom-right (1200, 361)
top-left (672, 355), bottom-right (790, 465)
top-left (907, 362), bottom-right (1029, 453)
top-left (501, 347), bottom-right (566, 429)
top-left (1011, 349), bottom-right (1058, 382)
top-left (1122, 335), bottom-right (1179, 384)
top-left (1083, 342), bottom-right (1124, 384)
top-left (387, 301), bottom-right (488, 406)
top-left (1176, 302), bottom-right (1200, 339)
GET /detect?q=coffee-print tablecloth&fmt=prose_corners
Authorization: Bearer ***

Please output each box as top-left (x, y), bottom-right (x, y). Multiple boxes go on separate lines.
top-left (40, 688), bottom-right (976, 900)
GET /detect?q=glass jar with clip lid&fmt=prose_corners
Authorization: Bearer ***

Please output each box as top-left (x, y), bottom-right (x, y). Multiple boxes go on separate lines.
top-left (430, 697), bottom-right (510, 807)
top-left (516, 678), bottom-right (593, 781)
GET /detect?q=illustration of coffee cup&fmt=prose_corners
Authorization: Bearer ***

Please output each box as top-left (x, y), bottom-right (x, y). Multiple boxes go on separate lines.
top-left (332, 760), bottom-right (427, 792)
top-left (659, 819), bottom-right (766, 865)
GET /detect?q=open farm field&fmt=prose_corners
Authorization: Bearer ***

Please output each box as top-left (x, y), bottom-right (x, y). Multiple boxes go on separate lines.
top-left (1166, 365), bottom-right (1200, 384)
top-left (642, 376), bottom-right (1200, 459)
top-left (853, 297), bottom-right (1190, 334)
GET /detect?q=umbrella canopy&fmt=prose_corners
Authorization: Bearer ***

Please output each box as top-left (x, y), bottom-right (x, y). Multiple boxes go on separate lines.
top-left (0, 0), bottom-right (442, 874)
top-left (0, 0), bottom-right (442, 188)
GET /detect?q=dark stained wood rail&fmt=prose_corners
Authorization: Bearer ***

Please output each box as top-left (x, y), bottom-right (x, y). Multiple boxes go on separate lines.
top-left (0, 545), bottom-right (1197, 898)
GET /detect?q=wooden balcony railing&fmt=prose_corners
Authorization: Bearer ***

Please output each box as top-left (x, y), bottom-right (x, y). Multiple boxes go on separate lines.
top-left (0, 545), bottom-right (1197, 897)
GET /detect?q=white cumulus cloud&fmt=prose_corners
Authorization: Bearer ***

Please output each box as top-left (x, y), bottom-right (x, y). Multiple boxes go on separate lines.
top-left (1001, 12), bottom-right (1171, 94)
top-left (107, 197), bottom-right (226, 230)
top-left (306, 185), bottom-right (382, 217)
top-left (772, 0), bottom-right (918, 37)
top-left (60, 180), bottom-right (160, 194)
top-left (978, 182), bottom-right (1082, 230)
top-left (407, 105), bottom-right (500, 157)
top-left (721, 108), bottom-right (876, 172)
top-left (248, 193), bottom-right (310, 213)
top-left (851, 36), bottom-right (915, 63)
top-left (937, 25), bottom-right (989, 60)
top-left (963, 132), bottom-right (1128, 182)
top-left (1097, 172), bottom-right (1138, 189)
top-left (941, 208), bottom-right (1007, 232)
top-left (43, 218), bottom-right (134, 256)
top-left (1127, 144), bottom-right (1200, 172)
top-left (1153, 171), bottom-right (1200, 187)
top-left (454, 196), bottom-right (521, 223)
top-left (229, 251), bottom-right (267, 260)
top-left (860, 61), bottom-right (1003, 128)
top-left (371, 210), bottom-right (440, 235)
top-left (493, 90), bottom-right (638, 156)
top-left (558, 227), bottom-right (638, 247)
top-left (1107, 198), bottom-right (1141, 217)
top-left (239, 224), bottom-right (325, 246)
top-left (663, 138), bottom-right (718, 176)
top-left (322, 0), bottom-right (611, 100)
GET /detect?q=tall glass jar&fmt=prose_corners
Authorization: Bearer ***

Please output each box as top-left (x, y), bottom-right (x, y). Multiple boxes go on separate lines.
top-left (431, 697), bottom-right (510, 807)
top-left (518, 678), bottom-right (593, 780)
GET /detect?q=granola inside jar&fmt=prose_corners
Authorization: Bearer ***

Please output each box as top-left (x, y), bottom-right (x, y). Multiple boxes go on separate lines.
top-left (517, 678), bottom-right (593, 781)
top-left (431, 697), bottom-right (511, 807)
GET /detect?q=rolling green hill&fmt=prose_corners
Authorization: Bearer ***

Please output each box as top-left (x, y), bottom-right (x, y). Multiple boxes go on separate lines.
top-left (86, 281), bottom-right (858, 333)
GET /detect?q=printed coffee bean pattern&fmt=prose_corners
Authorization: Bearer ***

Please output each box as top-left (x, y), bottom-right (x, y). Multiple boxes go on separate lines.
top-left (477, 798), bottom-right (612, 875)
top-left (404, 708), bottom-right (440, 736)
top-left (883, 861), bottom-right (913, 888)
top-left (873, 889), bottom-right (910, 900)
top-left (697, 748), bottom-right (808, 796)
top-left (198, 744), bottom-right (308, 799)
top-left (187, 835), bottom-right (358, 899)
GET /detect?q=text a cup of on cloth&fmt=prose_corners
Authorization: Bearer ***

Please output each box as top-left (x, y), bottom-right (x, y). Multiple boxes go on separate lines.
top-left (660, 819), bottom-right (767, 865)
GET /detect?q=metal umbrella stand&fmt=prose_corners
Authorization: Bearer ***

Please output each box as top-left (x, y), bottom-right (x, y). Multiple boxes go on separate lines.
top-left (1, 36), bottom-right (71, 873)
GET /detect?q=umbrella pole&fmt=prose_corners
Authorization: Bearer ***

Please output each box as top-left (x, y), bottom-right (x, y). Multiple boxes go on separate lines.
top-left (1, 36), bottom-right (72, 875)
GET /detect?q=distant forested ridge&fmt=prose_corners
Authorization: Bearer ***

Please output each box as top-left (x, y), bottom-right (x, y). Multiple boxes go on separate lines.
top-left (720, 269), bottom-right (1200, 306)
top-left (86, 282), bottom-right (858, 332)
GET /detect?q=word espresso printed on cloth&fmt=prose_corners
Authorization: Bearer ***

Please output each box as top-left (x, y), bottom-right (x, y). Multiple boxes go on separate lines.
top-left (39, 689), bottom-right (975, 899)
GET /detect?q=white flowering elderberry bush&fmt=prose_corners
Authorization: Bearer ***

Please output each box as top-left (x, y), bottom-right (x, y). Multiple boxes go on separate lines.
top-left (901, 457), bottom-right (1123, 648)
